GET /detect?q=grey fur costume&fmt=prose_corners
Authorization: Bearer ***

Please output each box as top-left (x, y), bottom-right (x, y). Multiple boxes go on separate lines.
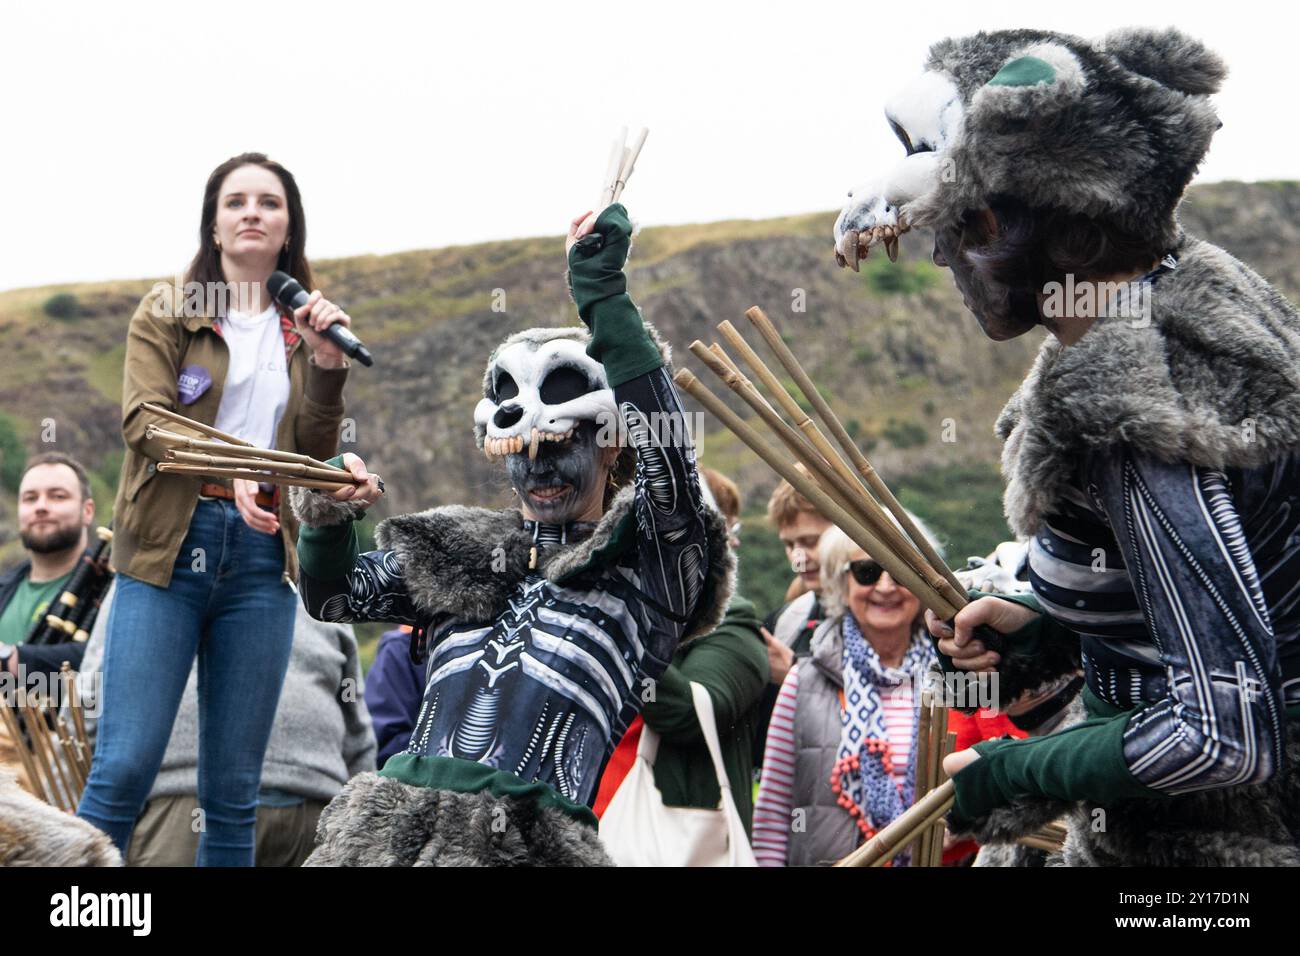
top-left (835, 28), bottom-right (1300, 866)
top-left (0, 767), bottom-right (121, 866)
top-left (304, 772), bottom-right (612, 867)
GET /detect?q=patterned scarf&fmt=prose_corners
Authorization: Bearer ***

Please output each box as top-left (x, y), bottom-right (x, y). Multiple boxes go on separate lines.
top-left (837, 613), bottom-right (935, 853)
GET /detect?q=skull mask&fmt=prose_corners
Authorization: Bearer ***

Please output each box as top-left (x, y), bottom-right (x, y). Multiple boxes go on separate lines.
top-left (474, 327), bottom-right (622, 522)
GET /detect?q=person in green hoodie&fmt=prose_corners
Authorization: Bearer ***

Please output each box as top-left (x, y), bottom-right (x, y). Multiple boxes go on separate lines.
top-left (594, 467), bottom-right (769, 833)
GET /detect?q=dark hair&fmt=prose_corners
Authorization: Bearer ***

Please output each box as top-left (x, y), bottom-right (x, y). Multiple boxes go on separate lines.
top-left (184, 152), bottom-right (314, 295)
top-left (962, 197), bottom-right (1163, 293)
top-left (22, 452), bottom-right (92, 501)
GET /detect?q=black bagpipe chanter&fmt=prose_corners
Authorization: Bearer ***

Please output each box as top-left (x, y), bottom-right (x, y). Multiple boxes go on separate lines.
top-left (0, 526), bottom-right (112, 810)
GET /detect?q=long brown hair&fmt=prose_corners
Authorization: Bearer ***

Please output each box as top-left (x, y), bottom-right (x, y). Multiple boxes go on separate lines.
top-left (184, 152), bottom-right (314, 294)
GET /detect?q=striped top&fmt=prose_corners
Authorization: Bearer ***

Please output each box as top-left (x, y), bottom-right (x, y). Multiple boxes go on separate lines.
top-left (751, 661), bottom-right (915, 866)
top-left (1030, 445), bottom-right (1300, 795)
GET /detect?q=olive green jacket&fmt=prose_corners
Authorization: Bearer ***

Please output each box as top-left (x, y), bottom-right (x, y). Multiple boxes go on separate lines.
top-left (112, 284), bottom-right (349, 588)
top-left (641, 595), bottom-right (770, 833)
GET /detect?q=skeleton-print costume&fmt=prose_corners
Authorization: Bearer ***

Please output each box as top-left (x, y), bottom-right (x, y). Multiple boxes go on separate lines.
top-left (291, 208), bottom-right (734, 865)
top-left (833, 29), bottom-right (1300, 865)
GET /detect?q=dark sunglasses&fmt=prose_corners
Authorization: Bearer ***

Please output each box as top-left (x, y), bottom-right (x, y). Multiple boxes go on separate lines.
top-left (847, 558), bottom-right (885, 586)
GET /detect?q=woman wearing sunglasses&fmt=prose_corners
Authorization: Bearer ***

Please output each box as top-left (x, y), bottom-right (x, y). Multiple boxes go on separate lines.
top-left (751, 522), bottom-right (944, 866)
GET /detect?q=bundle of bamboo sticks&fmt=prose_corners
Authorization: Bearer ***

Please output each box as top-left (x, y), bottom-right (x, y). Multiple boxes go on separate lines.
top-left (674, 306), bottom-right (970, 621)
top-left (140, 402), bottom-right (376, 493)
top-left (911, 683), bottom-right (958, 867)
top-left (673, 306), bottom-right (999, 867)
top-left (0, 663), bottom-right (92, 812)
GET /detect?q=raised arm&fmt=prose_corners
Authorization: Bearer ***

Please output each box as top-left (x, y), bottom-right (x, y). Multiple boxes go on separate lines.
top-left (569, 204), bottom-right (712, 664)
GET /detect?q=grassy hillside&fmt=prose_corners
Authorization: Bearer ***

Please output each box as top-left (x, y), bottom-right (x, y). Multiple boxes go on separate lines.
top-left (2, 180), bottom-right (1297, 620)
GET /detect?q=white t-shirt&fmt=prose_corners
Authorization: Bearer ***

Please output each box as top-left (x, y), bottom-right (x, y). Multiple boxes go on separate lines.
top-left (213, 305), bottom-right (291, 449)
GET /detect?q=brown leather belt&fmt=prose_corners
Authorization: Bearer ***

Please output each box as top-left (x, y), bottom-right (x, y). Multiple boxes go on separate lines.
top-left (199, 482), bottom-right (277, 510)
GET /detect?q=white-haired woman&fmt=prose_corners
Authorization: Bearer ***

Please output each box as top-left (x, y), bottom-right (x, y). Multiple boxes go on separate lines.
top-left (752, 522), bottom-right (941, 866)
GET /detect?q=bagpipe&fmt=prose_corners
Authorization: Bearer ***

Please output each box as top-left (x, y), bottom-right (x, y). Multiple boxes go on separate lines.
top-left (25, 525), bottom-right (113, 646)
top-left (0, 527), bottom-right (112, 810)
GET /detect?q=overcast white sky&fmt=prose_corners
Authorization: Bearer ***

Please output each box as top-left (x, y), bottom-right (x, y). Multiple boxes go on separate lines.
top-left (1, 0), bottom-right (1295, 291)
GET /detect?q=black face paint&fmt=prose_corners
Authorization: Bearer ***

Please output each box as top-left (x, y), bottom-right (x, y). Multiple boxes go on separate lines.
top-left (504, 419), bottom-right (607, 523)
top-left (932, 225), bottom-right (1040, 341)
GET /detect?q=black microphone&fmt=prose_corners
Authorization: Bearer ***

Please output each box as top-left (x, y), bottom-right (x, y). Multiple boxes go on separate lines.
top-left (267, 271), bottom-right (373, 367)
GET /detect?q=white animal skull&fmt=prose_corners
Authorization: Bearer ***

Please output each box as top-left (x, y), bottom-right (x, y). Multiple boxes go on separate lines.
top-left (473, 333), bottom-right (617, 461)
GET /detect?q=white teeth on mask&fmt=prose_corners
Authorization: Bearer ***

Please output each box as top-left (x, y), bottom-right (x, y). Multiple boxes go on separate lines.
top-left (487, 428), bottom-right (577, 459)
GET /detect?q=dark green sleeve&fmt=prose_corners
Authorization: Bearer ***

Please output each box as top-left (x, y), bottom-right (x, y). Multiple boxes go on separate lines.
top-left (950, 709), bottom-right (1168, 827)
top-left (295, 454), bottom-right (361, 581)
top-left (567, 204), bottom-right (663, 388)
top-left (297, 519), bottom-right (360, 581)
top-left (642, 605), bottom-right (769, 745)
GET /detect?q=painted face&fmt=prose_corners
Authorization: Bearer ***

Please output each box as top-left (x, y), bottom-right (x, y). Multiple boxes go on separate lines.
top-left (503, 418), bottom-right (614, 522)
top-left (931, 221), bottom-right (1041, 340)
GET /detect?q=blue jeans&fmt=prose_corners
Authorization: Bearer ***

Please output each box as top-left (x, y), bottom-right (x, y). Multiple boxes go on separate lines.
top-left (77, 499), bottom-right (297, 866)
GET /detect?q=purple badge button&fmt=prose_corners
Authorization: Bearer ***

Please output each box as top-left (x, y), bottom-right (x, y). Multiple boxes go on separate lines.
top-left (177, 365), bottom-right (212, 405)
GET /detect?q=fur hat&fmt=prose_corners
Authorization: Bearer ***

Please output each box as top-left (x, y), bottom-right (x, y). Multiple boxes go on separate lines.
top-left (836, 27), bottom-right (1227, 256)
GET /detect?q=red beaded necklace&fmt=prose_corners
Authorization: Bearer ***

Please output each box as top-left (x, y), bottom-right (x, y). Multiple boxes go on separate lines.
top-left (830, 737), bottom-right (902, 850)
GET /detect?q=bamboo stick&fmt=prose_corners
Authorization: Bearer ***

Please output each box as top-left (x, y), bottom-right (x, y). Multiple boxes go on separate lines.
top-left (167, 450), bottom-right (354, 484)
top-left (691, 341), bottom-right (896, 541)
top-left (60, 664), bottom-right (93, 780)
top-left (65, 668), bottom-right (89, 754)
top-left (744, 307), bottom-right (966, 597)
top-left (928, 726), bottom-right (955, 867)
top-left (50, 713), bottom-right (86, 797)
top-left (33, 697), bottom-right (77, 811)
top-left (691, 338), bottom-right (961, 617)
top-left (679, 351), bottom-right (954, 616)
top-left (1017, 834), bottom-right (1066, 854)
top-left (0, 697), bottom-right (43, 800)
top-left (1040, 821), bottom-right (1069, 842)
top-left (674, 369), bottom-right (960, 619)
top-left (914, 687), bottom-right (935, 865)
top-left (23, 699), bottom-right (70, 811)
top-left (139, 402), bottom-right (256, 447)
top-left (147, 426), bottom-right (345, 473)
top-left (716, 320), bottom-right (961, 608)
top-left (156, 463), bottom-right (353, 492)
top-left (836, 779), bottom-right (956, 867)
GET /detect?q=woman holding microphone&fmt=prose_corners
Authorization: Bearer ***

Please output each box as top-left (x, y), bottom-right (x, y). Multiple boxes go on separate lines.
top-left (77, 152), bottom-right (352, 866)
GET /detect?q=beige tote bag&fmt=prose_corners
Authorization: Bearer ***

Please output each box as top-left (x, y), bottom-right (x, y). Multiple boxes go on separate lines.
top-left (599, 681), bottom-right (758, 867)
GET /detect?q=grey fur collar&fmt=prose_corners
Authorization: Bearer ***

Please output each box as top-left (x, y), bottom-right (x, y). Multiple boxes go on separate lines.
top-left (373, 483), bottom-right (736, 642)
top-left (997, 236), bottom-right (1300, 537)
